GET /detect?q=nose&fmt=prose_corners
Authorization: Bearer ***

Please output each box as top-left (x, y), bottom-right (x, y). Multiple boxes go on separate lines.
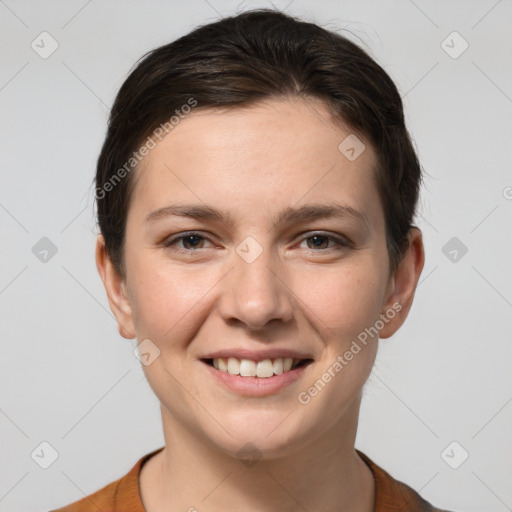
top-left (218, 243), bottom-right (294, 332)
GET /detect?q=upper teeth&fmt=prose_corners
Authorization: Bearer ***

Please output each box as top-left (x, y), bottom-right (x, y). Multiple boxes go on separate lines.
top-left (213, 357), bottom-right (296, 378)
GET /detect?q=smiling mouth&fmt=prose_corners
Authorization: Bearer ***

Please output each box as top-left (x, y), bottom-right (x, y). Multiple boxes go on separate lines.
top-left (202, 357), bottom-right (314, 378)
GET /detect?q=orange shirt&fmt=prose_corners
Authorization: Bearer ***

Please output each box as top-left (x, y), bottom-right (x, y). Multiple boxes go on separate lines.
top-left (51, 447), bottom-right (451, 511)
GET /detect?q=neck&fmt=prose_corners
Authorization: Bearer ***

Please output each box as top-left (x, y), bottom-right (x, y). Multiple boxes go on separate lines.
top-left (140, 398), bottom-right (374, 512)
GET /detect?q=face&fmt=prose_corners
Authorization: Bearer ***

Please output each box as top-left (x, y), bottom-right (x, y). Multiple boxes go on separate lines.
top-left (97, 97), bottom-right (423, 460)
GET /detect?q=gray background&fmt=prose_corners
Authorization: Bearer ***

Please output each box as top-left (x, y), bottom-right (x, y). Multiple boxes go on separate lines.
top-left (1, 1), bottom-right (511, 511)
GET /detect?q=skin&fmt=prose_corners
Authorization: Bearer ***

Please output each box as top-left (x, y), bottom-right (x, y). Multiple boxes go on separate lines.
top-left (96, 97), bottom-right (424, 511)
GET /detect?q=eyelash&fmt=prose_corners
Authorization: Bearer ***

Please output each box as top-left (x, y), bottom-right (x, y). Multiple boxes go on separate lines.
top-left (162, 231), bottom-right (351, 253)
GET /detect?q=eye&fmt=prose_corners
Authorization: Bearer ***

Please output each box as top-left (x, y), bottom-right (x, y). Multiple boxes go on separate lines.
top-left (163, 232), bottom-right (213, 251)
top-left (162, 231), bottom-right (351, 254)
top-left (298, 233), bottom-right (350, 251)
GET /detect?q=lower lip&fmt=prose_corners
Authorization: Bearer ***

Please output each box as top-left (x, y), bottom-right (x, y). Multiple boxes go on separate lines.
top-left (201, 361), bottom-right (312, 397)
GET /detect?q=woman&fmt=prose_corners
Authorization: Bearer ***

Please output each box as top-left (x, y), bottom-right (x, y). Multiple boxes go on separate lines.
top-left (53, 8), bottom-right (452, 512)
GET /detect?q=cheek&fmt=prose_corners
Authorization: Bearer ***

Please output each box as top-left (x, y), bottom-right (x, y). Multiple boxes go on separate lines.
top-left (290, 264), bottom-right (385, 426)
top-left (126, 252), bottom-right (221, 343)
top-left (293, 261), bottom-right (387, 342)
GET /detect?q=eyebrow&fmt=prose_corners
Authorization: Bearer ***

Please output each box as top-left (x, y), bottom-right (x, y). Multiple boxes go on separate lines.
top-left (145, 203), bottom-right (369, 228)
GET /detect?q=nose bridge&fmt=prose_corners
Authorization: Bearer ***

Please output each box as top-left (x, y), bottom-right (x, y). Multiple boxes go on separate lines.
top-left (219, 235), bottom-right (293, 330)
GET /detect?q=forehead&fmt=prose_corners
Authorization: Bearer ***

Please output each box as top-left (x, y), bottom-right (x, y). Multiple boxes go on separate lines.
top-left (129, 97), bottom-right (383, 230)
top-left (144, 97), bottom-right (366, 168)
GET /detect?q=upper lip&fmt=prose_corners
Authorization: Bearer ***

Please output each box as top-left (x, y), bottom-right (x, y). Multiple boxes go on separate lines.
top-left (201, 348), bottom-right (314, 361)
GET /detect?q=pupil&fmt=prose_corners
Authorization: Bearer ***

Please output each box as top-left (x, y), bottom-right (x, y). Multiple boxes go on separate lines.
top-left (185, 235), bottom-right (202, 249)
top-left (309, 235), bottom-right (326, 248)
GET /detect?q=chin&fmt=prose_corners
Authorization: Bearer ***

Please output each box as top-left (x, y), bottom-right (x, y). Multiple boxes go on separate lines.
top-left (200, 407), bottom-right (317, 462)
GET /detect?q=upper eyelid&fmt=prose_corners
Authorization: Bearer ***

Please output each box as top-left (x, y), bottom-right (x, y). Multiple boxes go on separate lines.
top-left (300, 231), bottom-right (350, 242)
top-left (162, 232), bottom-right (215, 249)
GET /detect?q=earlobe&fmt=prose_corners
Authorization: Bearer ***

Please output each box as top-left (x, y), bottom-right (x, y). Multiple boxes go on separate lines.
top-left (379, 228), bottom-right (425, 339)
top-left (95, 234), bottom-right (136, 339)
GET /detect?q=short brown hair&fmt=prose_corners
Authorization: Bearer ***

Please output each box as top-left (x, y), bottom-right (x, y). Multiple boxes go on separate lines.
top-left (95, 8), bottom-right (422, 276)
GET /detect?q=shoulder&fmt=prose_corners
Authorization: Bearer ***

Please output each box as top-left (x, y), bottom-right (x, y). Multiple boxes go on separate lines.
top-left (50, 447), bottom-right (165, 512)
top-left (356, 450), bottom-right (454, 512)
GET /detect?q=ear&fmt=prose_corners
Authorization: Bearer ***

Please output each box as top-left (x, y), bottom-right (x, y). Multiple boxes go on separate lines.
top-left (95, 234), bottom-right (136, 339)
top-left (379, 228), bottom-right (425, 339)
